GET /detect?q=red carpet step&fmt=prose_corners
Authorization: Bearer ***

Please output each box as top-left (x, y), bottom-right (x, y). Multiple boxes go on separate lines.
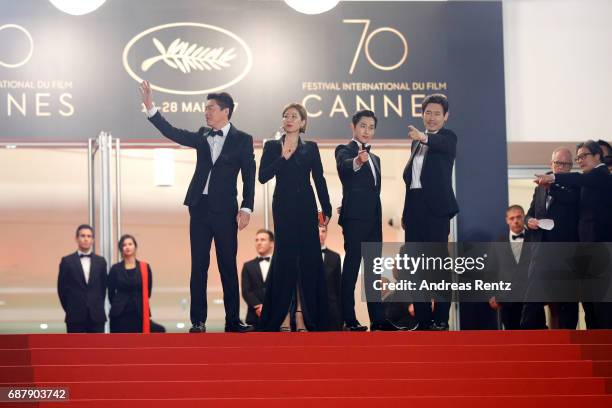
top-left (1, 330), bottom-right (611, 408)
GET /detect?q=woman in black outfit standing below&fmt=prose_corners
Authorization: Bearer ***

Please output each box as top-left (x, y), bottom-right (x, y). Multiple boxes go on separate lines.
top-left (108, 234), bottom-right (153, 333)
top-left (258, 103), bottom-right (332, 332)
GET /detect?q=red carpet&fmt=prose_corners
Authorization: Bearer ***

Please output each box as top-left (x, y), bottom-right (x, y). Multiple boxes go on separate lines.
top-left (1, 330), bottom-right (611, 407)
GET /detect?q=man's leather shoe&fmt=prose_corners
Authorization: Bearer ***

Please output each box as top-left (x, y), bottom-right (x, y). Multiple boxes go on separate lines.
top-left (370, 319), bottom-right (408, 331)
top-left (225, 321), bottom-right (255, 333)
top-left (431, 321), bottom-right (449, 331)
top-left (189, 322), bottom-right (206, 333)
top-left (344, 321), bottom-right (368, 331)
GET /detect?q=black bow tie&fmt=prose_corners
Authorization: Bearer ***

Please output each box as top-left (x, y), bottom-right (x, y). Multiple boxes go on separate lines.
top-left (359, 143), bottom-right (371, 153)
top-left (512, 233), bottom-right (525, 240)
top-left (321, 248), bottom-right (326, 253)
top-left (257, 256), bottom-right (270, 262)
top-left (209, 129), bottom-right (223, 137)
top-left (79, 253), bottom-right (92, 258)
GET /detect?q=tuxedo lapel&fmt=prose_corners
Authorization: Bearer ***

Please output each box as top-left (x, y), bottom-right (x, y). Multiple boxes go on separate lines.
top-left (69, 252), bottom-right (87, 288)
top-left (218, 124), bottom-right (237, 161)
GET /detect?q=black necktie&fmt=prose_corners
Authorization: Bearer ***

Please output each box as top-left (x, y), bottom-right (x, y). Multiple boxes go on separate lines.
top-left (209, 129), bottom-right (223, 137)
top-left (79, 253), bottom-right (91, 258)
top-left (512, 233), bottom-right (525, 240)
top-left (257, 256), bottom-right (270, 262)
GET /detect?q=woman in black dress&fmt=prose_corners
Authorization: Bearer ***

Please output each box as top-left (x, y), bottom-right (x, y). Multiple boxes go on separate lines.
top-left (108, 234), bottom-right (153, 333)
top-left (258, 103), bottom-right (332, 332)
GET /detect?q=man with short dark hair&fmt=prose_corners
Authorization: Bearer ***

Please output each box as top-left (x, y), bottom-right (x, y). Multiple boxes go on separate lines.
top-left (402, 94), bottom-right (458, 330)
top-left (488, 206), bottom-right (534, 330)
top-left (336, 109), bottom-right (406, 331)
top-left (57, 225), bottom-right (108, 333)
top-left (241, 229), bottom-right (274, 326)
top-left (140, 81), bottom-right (256, 333)
top-left (597, 140), bottom-right (612, 172)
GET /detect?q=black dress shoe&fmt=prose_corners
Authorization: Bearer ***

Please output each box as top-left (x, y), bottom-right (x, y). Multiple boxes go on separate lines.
top-left (370, 319), bottom-right (408, 331)
top-left (189, 322), bottom-right (206, 333)
top-left (225, 321), bottom-right (255, 333)
top-left (344, 321), bottom-right (368, 331)
top-left (432, 321), bottom-right (449, 331)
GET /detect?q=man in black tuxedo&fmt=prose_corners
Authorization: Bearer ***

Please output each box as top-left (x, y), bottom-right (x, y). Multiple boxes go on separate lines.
top-left (241, 229), bottom-right (274, 326)
top-left (402, 94), bottom-right (458, 331)
top-left (319, 224), bottom-right (343, 331)
top-left (57, 224), bottom-right (107, 333)
top-left (523, 147), bottom-right (580, 329)
top-left (488, 206), bottom-right (534, 329)
top-left (597, 140), bottom-right (612, 172)
top-left (336, 109), bottom-right (406, 331)
top-left (139, 81), bottom-right (255, 333)
top-left (536, 141), bottom-right (612, 329)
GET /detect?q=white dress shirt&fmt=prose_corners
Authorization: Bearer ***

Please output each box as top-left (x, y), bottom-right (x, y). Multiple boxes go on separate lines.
top-left (258, 256), bottom-right (271, 282)
top-left (351, 139), bottom-right (377, 185)
top-left (509, 230), bottom-right (525, 263)
top-left (410, 130), bottom-right (435, 189)
top-left (77, 250), bottom-right (92, 284)
top-left (147, 106), bottom-right (251, 214)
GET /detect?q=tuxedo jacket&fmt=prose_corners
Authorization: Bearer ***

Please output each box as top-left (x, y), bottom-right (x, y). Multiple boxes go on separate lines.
top-left (241, 258), bottom-right (266, 325)
top-left (322, 248), bottom-right (342, 305)
top-left (335, 140), bottom-right (381, 226)
top-left (554, 165), bottom-right (612, 242)
top-left (322, 248), bottom-right (343, 330)
top-left (57, 252), bottom-right (107, 323)
top-left (108, 261), bottom-right (152, 318)
top-left (148, 111), bottom-right (256, 213)
top-left (489, 234), bottom-right (532, 301)
top-left (525, 179), bottom-right (580, 242)
top-left (402, 128), bottom-right (459, 218)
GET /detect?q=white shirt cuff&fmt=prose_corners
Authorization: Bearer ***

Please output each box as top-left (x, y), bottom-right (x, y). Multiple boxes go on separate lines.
top-left (353, 157), bottom-right (363, 171)
top-left (146, 106), bottom-right (159, 118)
top-left (240, 208), bottom-right (252, 214)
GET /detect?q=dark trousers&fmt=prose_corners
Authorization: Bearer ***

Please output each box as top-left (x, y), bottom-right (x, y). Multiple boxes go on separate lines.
top-left (189, 197), bottom-right (240, 325)
top-left (500, 302), bottom-right (524, 330)
top-left (520, 303), bottom-right (547, 329)
top-left (404, 189), bottom-right (451, 326)
top-left (66, 309), bottom-right (105, 333)
top-left (341, 216), bottom-right (385, 325)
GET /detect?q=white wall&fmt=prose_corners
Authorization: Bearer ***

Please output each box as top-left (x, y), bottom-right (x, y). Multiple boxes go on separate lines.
top-left (503, 0), bottom-right (612, 141)
top-left (350, 0), bottom-right (612, 142)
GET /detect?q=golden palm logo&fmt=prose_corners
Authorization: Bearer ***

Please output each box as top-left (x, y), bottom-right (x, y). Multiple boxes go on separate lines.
top-left (141, 38), bottom-right (237, 73)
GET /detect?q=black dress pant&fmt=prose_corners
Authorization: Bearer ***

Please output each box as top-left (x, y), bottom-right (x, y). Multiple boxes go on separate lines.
top-left (500, 302), bottom-right (524, 330)
top-left (341, 216), bottom-right (385, 325)
top-left (404, 189), bottom-right (451, 326)
top-left (66, 309), bottom-right (105, 333)
top-left (520, 303), bottom-right (547, 329)
top-left (189, 197), bottom-right (240, 325)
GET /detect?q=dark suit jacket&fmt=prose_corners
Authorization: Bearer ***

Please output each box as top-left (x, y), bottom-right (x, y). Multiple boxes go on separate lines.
top-left (489, 233), bottom-right (532, 302)
top-left (554, 165), bottom-right (612, 242)
top-left (57, 252), bottom-right (107, 323)
top-left (335, 140), bottom-right (381, 226)
top-left (525, 179), bottom-right (580, 242)
top-left (241, 258), bottom-right (266, 325)
top-left (322, 248), bottom-right (343, 330)
top-left (148, 112), bottom-right (256, 213)
top-left (108, 261), bottom-right (152, 318)
top-left (402, 127), bottom-right (459, 218)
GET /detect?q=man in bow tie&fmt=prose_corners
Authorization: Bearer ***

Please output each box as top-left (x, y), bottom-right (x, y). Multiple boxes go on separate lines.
top-left (488, 206), bottom-right (534, 330)
top-left (139, 81), bottom-right (256, 333)
top-left (402, 94), bottom-right (458, 331)
top-left (241, 229), bottom-right (274, 327)
top-left (57, 224), bottom-right (108, 333)
top-left (336, 110), bottom-right (406, 331)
